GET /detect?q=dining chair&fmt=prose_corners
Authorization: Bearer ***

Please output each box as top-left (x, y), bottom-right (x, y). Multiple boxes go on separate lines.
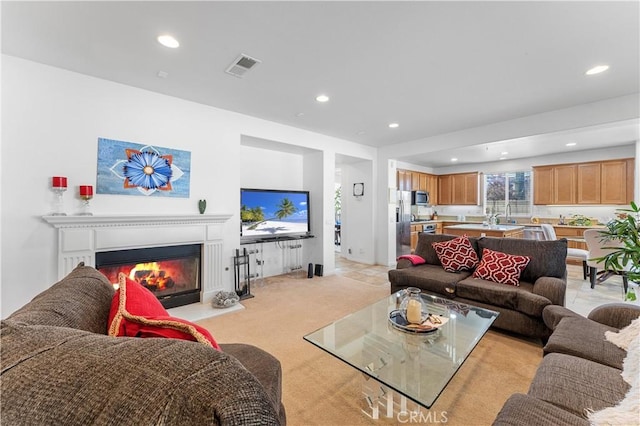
top-left (540, 224), bottom-right (589, 280)
top-left (583, 229), bottom-right (630, 294)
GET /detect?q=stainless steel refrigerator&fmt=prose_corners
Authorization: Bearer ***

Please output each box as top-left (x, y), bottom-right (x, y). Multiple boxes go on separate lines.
top-left (396, 191), bottom-right (411, 257)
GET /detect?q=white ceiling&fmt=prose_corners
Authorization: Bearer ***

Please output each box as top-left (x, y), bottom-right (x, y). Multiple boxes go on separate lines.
top-left (2, 1), bottom-right (639, 167)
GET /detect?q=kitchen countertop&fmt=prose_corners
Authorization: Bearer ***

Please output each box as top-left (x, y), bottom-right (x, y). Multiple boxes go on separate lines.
top-left (409, 220), bottom-right (604, 229)
top-left (444, 224), bottom-right (525, 231)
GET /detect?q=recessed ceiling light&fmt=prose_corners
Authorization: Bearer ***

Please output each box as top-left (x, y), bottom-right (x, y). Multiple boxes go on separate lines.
top-left (499, 157), bottom-right (506, 160)
top-left (501, 151), bottom-right (508, 156)
top-left (157, 35), bottom-right (180, 49)
top-left (566, 142), bottom-right (577, 147)
top-left (451, 158), bottom-right (458, 162)
top-left (585, 65), bottom-right (609, 75)
top-left (388, 123), bottom-right (399, 129)
top-left (157, 70), bottom-right (169, 79)
top-left (315, 94), bottom-right (329, 103)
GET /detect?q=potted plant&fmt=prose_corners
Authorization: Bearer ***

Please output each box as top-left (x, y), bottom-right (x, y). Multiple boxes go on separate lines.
top-left (595, 201), bottom-right (639, 300)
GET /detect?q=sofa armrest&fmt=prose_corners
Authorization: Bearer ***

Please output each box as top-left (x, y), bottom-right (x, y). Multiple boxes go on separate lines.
top-left (587, 303), bottom-right (640, 329)
top-left (532, 276), bottom-right (566, 307)
top-left (542, 305), bottom-right (582, 331)
top-left (396, 259), bottom-right (413, 269)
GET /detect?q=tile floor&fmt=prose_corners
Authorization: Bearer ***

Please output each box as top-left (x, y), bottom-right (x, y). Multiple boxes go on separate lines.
top-left (335, 255), bottom-right (640, 317)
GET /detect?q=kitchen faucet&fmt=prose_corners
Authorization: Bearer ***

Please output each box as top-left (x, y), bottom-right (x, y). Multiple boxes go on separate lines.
top-left (505, 203), bottom-right (512, 224)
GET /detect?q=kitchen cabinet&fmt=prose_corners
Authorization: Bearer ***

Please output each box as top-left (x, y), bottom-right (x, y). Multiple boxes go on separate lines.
top-left (553, 164), bottom-right (577, 204)
top-left (419, 173), bottom-right (428, 192)
top-left (533, 166), bottom-right (554, 205)
top-left (411, 172), bottom-right (421, 191)
top-left (534, 158), bottom-right (634, 205)
top-left (439, 172), bottom-right (479, 205)
top-left (601, 159), bottom-right (633, 205)
top-left (426, 174), bottom-right (438, 204)
top-left (443, 224), bottom-right (524, 239)
top-left (438, 175), bottom-right (453, 205)
top-left (397, 170), bottom-right (412, 191)
top-left (577, 163), bottom-right (601, 204)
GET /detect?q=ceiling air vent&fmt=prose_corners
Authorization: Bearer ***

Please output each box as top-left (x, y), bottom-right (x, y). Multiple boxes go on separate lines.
top-left (225, 54), bottom-right (261, 78)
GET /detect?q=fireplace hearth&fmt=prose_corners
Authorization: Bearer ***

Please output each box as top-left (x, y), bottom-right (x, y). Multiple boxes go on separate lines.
top-left (96, 244), bottom-right (202, 309)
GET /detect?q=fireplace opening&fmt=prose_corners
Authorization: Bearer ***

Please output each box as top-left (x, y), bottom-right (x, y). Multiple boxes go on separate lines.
top-left (96, 244), bottom-right (202, 309)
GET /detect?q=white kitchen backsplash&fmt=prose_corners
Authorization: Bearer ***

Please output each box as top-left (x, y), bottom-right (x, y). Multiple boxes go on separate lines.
top-left (434, 205), bottom-right (484, 216)
top-left (411, 205), bottom-right (433, 218)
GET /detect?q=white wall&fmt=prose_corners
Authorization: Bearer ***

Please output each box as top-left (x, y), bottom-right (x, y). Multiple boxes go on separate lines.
top-left (0, 55), bottom-right (375, 316)
top-left (339, 159), bottom-right (375, 264)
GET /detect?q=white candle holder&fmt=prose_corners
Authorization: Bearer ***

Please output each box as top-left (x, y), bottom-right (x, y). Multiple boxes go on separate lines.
top-left (78, 194), bottom-right (93, 216)
top-left (51, 187), bottom-right (67, 216)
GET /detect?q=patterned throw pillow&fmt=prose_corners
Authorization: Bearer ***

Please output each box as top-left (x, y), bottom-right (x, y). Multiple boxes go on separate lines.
top-left (108, 273), bottom-right (220, 350)
top-left (431, 235), bottom-right (480, 272)
top-left (472, 248), bottom-right (531, 286)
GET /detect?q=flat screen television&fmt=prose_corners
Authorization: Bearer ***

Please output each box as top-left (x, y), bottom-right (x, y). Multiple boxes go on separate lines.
top-left (241, 188), bottom-right (311, 242)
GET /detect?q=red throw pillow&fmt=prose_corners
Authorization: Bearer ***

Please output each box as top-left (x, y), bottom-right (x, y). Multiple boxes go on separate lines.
top-left (108, 273), bottom-right (220, 350)
top-left (397, 254), bottom-right (426, 265)
top-left (431, 235), bottom-right (480, 272)
top-left (472, 248), bottom-right (531, 286)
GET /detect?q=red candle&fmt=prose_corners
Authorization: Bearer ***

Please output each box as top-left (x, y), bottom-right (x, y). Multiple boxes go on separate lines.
top-left (52, 176), bottom-right (67, 188)
top-left (79, 185), bottom-right (93, 197)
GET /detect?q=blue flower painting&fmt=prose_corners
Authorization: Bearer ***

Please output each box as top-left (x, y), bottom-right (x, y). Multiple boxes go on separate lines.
top-left (97, 138), bottom-right (191, 197)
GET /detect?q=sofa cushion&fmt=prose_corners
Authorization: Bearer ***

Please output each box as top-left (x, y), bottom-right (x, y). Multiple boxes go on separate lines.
top-left (431, 235), bottom-right (479, 272)
top-left (414, 233), bottom-right (480, 266)
top-left (388, 264), bottom-right (471, 296)
top-left (7, 264), bottom-right (114, 334)
top-left (528, 353), bottom-right (629, 417)
top-left (492, 393), bottom-right (589, 426)
top-left (472, 248), bottom-right (530, 286)
top-left (456, 278), bottom-right (550, 317)
top-left (477, 237), bottom-right (567, 283)
top-left (108, 273), bottom-right (220, 350)
top-left (543, 316), bottom-right (627, 369)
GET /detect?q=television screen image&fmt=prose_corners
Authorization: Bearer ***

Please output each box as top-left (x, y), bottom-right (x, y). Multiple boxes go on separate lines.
top-left (241, 189), bottom-right (310, 241)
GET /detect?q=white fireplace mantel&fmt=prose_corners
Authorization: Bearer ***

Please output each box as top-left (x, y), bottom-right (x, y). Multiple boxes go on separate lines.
top-left (43, 214), bottom-right (232, 228)
top-left (43, 214), bottom-right (233, 304)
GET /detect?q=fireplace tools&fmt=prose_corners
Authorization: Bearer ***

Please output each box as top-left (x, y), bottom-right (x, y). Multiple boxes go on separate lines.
top-left (233, 248), bottom-right (254, 300)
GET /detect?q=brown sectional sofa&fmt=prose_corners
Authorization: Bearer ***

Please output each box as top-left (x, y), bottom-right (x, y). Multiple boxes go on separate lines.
top-left (0, 264), bottom-right (286, 425)
top-left (389, 233), bottom-right (568, 338)
top-left (493, 303), bottom-right (640, 425)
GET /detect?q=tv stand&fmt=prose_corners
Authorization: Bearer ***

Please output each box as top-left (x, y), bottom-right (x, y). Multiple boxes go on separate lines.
top-left (239, 234), bottom-right (314, 277)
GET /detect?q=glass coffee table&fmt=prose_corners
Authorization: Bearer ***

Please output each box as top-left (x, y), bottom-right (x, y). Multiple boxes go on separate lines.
top-left (303, 291), bottom-right (498, 415)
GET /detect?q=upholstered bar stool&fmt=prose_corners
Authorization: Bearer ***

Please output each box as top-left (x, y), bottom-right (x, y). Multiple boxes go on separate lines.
top-left (583, 229), bottom-right (630, 294)
top-left (540, 224), bottom-right (589, 280)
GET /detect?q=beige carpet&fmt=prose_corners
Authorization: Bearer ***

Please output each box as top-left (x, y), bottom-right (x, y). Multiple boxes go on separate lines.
top-left (197, 273), bottom-right (542, 426)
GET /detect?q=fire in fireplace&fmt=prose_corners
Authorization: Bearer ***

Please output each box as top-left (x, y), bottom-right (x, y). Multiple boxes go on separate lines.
top-left (96, 244), bottom-right (202, 309)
